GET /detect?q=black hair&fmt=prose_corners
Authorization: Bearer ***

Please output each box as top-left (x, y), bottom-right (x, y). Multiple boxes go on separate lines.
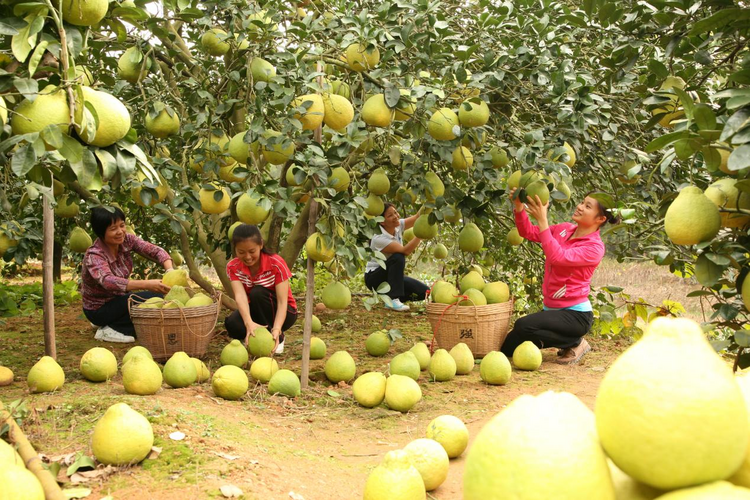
top-left (91, 206), bottom-right (126, 240)
top-left (232, 223), bottom-right (272, 254)
top-left (584, 192), bottom-right (621, 226)
top-left (381, 202), bottom-right (396, 217)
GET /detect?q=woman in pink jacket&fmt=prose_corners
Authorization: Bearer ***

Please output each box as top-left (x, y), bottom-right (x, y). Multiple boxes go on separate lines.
top-left (500, 189), bottom-right (619, 364)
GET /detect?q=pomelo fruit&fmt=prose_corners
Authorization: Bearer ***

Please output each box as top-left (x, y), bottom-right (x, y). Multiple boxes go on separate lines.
top-left (268, 369), bottom-right (301, 397)
top-left (390, 351), bottom-right (420, 381)
top-left (490, 147), bottom-right (509, 169)
top-left (11, 85), bottom-right (69, 140)
top-left (163, 351), bottom-right (197, 388)
top-left (365, 193), bottom-right (385, 217)
top-left (250, 357), bottom-right (279, 383)
top-left (310, 337), bottom-right (327, 359)
top-left (464, 391), bottom-right (615, 499)
top-left (428, 108), bottom-right (459, 141)
top-left (199, 184), bottom-right (231, 214)
top-left (428, 349), bottom-right (456, 382)
top-left (322, 281), bottom-right (351, 309)
top-left (664, 186), bottom-right (720, 245)
top-left (329, 166), bottom-right (351, 192)
top-left (413, 214), bottom-right (438, 240)
top-left (92, 403), bottom-right (154, 466)
top-left (0, 366), bottom-right (13, 386)
top-left (237, 193), bottom-right (270, 225)
top-left (458, 223), bottom-right (484, 253)
top-left (0, 464), bottom-right (44, 500)
top-left (366, 331), bottom-right (391, 357)
top-left (305, 232), bottom-right (335, 262)
top-left (325, 350), bottom-right (356, 383)
top-left (211, 365), bottom-right (248, 400)
top-left (512, 341), bottom-right (542, 371)
top-left (596, 316), bottom-right (749, 490)
top-left (458, 288), bottom-right (487, 306)
top-left (123, 355), bottom-right (163, 395)
top-left (201, 28), bottom-right (230, 56)
top-left (191, 358), bottom-right (210, 383)
top-left (122, 345), bottom-right (153, 365)
top-left (433, 243), bottom-right (448, 259)
top-left (480, 351), bottom-right (512, 385)
top-left (368, 168), bottom-right (390, 195)
top-left (363, 449), bottom-right (425, 500)
top-left (410, 343), bottom-right (431, 371)
top-left (403, 438), bottom-right (450, 491)
top-left (352, 371), bottom-right (387, 408)
top-left (145, 107), bottom-right (180, 138)
top-left (345, 42), bottom-right (380, 71)
top-left (80, 86), bottom-right (131, 147)
top-left (0, 439), bottom-right (22, 467)
top-left (704, 178), bottom-right (750, 228)
top-left (220, 339), bottom-right (249, 367)
top-left (431, 280), bottom-right (459, 305)
top-left (69, 227), bottom-right (92, 253)
top-left (292, 94), bottom-right (325, 130)
top-left (249, 57), bottom-right (276, 82)
top-left (248, 327), bottom-right (275, 358)
top-left (458, 99), bottom-right (490, 128)
top-left (164, 284), bottom-right (190, 306)
top-left (61, 0), bottom-right (108, 26)
top-left (426, 415), bottom-right (469, 458)
top-left (309, 315), bottom-right (322, 333)
top-left (80, 347), bottom-right (118, 382)
top-left (452, 146), bottom-right (474, 170)
top-left (322, 93), bottom-right (354, 130)
top-left (507, 227), bottom-right (523, 246)
top-left (384, 374), bottom-right (422, 413)
top-left (163, 268), bottom-right (188, 287)
top-left (424, 172), bottom-right (445, 202)
top-left (459, 270), bottom-right (484, 292)
top-left (654, 481), bottom-right (750, 499)
top-left (730, 369), bottom-right (750, 487)
top-left (54, 196), bottom-right (79, 218)
top-left (261, 130), bottom-right (294, 165)
top-left (185, 293), bottom-right (213, 308)
top-left (28, 356), bottom-right (64, 393)
top-left (449, 343), bottom-right (475, 375)
top-left (483, 281), bottom-right (510, 304)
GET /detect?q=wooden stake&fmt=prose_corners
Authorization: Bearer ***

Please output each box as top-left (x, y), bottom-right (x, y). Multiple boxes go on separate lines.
top-left (43, 195), bottom-right (56, 359)
top-left (0, 401), bottom-right (65, 500)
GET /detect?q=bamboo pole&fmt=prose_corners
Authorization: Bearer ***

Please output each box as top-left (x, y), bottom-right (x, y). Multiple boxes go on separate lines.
top-left (43, 195), bottom-right (56, 359)
top-left (0, 401), bottom-right (65, 500)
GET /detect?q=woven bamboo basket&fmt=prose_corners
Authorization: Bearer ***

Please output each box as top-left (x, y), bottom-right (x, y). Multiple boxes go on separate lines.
top-left (426, 298), bottom-right (514, 358)
top-left (128, 291), bottom-right (221, 362)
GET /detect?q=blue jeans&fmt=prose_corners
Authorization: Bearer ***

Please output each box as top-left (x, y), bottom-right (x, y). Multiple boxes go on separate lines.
top-left (84, 291), bottom-right (162, 336)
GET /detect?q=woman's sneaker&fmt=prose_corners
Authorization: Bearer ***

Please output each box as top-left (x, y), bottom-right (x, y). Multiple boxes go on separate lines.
top-left (385, 299), bottom-right (410, 312)
top-left (94, 326), bottom-right (135, 343)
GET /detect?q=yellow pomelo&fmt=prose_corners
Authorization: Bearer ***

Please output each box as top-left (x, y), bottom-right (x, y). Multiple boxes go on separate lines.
top-left (429, 349), bottom-right (456, 382)
top-left (410, 343), bottom-right (431, 371)
top-left (80, 86), bottom-right (131, 147)
top-left (413, 214), bottom-right (438, 240)
top-left (228, 132), bottom-right (255, 165)
top-left (329, 166), bottom-right (350, 192)
top-left (201, 28), bottom-right (230, 56)
top-left (261, 130), bottom-right (295, 165)
top-left (458, 223), bottom-right (484, 253)
top-left (212, 365), bottom-right (248, 400)
top-left (596, 317), bottom-right (749, 490)
top-left (220, 339), bottom-right (249, 367)
top-left (162, 268), bottom-right (188, 287)
top-left (185, 293), bottom-right (213, 308)
top-left (247, 327), bottom-right (275, 358)
top-left (664, 186), bottom-right (720, 245)
top-left (562, 142), bottom-right (576, 167)
top-left (190, 132), bottom-right (235, 172)
top-left (459, 270), bottom-right (484, 293)
top-left (27, 356), bottom-right (64, 393)
top-left (364, 449), bottom-right (425, 500)
top-left (403, 438), bottom-right (450, 491)
top-left (268, 369), bottom-right (301, 397)
top-left (310, 337), bottom-right (327, 359)
top-left (11, 85), bottom-right (69, 139)
top-left (199, 184), bottom-right (231, 214)
top-left (219, 164), bottom-right (246, 183)
top-left (236, 193), bottom-right (270, 225)
top-left (191, 357), bottom-right (210, 382)
top-left (480, 351), bottom-right (512, 385)
top-left (491, 147), bottom-right (510, 169)
top-left (131, 172), bottom-right (168, 207)
top-left (164, 286), bottom-right (189, 307)
top-left (459, 288), bottom-right (487, 306)
top-left (655, 481), bottom-right (750, 499)
top-left (390, 351), bottom-right (420, 380)
top-left (431, 280), bottom-right (459, 305)
top-left (368, 168), bottom-right (390, 195)
top-left (325, 350), bottom-right (356, 383)
top-left (428, 108), bottom-right (460, 141)
top-left (250, 357), bottom-right (279, 383)
top-left (395, 89), bottom-right (417, 121)
top-left (122, 355), bottom-right (163, 395)
top-left (433, 243), bottom-right (448, 259)
top-left (55, 196), bottom-right (80, 218)
top-left (122, 345), bottom-right (152, 364)
top-left (730, 370), bottom-right (750, 487)
top-left (352, 371), bottom-right (387, 408)
top-left (403, 228), bottom-right (414, 244)
top-left (512, 341), bottom-right (542, 371)
top-left (322, 93), bottom-right (354, 130)
top-left (366, 331), bottom-right (390, 357)
top-left (426, 415), bottom-right (469, 458)
top-left (0, 464), bottom-right (45, 500)
top-left (145, 107), bottom-right (180, 138)
top-left (0, 96), bottom-right (6, 126)
top-left (425, 171), bottom-right (444, 201)
top-left (362, 94), bottom-right (394, 128)
top-left (345, 42), bottom-right (380, 72)
top-left (322, 281), bottom-right (351, 309)
top-left (69, 227), bottom-right (92, 253)
top-left (0, 366), bottom-right (13, 386)
top-left (309, 314), bottom-right (322, 333)
top-left (464, 391), bottom-right (615, 499)
top-left (608, 460), bottom-right (663, 500)
top-left (92, 403), bottom-right (154, 466)
top-left (118, 47), bottom-right (150, 84)
top-left (507, 227), bottom-right (523, 245)
top-left (483, 281), bottom-right (509, 304)
top-left (450, 343), bottom-right (475, 375)
top-left (163, 351), bottom-right (197, 388)
top-left (305, 232), bottom-right (334, 262)
top-left (452, 146), bottom-right (474, 170)
top-left (249, 57), bottom-right (276, 82)
top-left (61, 0), bottom-right (108, 26)
top-left (80, 347), bottom-right (117, 382)
top-left (384, 374), bottom-right (422, 412)
top-left (293, 94), bottom-right (325, 130)
top-left (0, 439), bottom-right (23, 467)
top-left (704, 178), bottom-right (750, 228)
top-left (458, 99), bottom-right (490, 127)
top-left (227, 221), bottom-right (242, 241)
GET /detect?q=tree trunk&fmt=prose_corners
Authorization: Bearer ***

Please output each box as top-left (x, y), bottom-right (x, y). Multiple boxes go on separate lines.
top-left (279, 198), bottom-right (312, 269)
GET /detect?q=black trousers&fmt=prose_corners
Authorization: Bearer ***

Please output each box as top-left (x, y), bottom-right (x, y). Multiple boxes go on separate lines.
top-left (500, 308), bottom-right (594, 357)
top-left (225, 285), bottom-right (297, 342)
top-left (83, 291), bottom-right (163, 336)
top-left (364, 253), bottom-right (430, 302)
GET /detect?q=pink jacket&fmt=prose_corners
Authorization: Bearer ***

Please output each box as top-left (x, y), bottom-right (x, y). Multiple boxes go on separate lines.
top-left (514, 209), bottom-right (605, 309)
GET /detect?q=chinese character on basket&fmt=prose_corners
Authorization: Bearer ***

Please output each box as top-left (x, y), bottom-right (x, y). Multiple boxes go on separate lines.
top-left (167, 333), bottom-right (178, 345)
top-left (460, 329), bottom-right (474, 339)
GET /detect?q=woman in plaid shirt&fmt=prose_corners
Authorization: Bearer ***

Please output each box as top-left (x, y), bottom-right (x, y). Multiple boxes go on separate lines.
top-left (82, 207), bottom-right (173, 343)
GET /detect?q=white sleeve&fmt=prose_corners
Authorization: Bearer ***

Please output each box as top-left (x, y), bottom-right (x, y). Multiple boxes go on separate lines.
top-left (371, 234), bottom-right (394, 252)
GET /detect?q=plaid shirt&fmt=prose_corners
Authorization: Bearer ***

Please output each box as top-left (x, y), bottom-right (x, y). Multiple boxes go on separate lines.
top-left (81, 233), bottom-right (170, 311)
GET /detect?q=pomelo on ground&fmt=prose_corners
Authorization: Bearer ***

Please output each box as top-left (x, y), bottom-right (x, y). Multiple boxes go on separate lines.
top-left (450, 343), bottom-right (475, 375)
top-left (325, 350), bottom-right (356, 383)
top-left (191, 358), bottom-right (210, 383)
top-left (310, 337), bottom-right (327, 359)
top-left (212, 365), bottom-right (249, 400)
top-left (247, 327), bottom-right (275, 357)
top-left (426, 415), bottom-right (469, 458)
top-left (429, 349), bottom-right (456, 382)
top-left (123, 355), bottom-right (162, 395)
top-left (366, 331), bottom-right (391, 357)
top-left (250, 357), bottom-right (279, 383)
top-left (0, 366), bottom-right (13, 386)
top-left (80, 347), bottom-right (118, 382)
top-left (122, 345), bottom-right (153, 365)
top-left (390, 351), bottom-right (421, 381)
top-left (0, 464), bottom-right (44, 500)
top-left (28, 356), bottom-right (64, 393)
top-left (220, 339), bottom-right (249, 367)
top-left (512, 341), bottom-right (542, 370)
top-left (322, 281), bottom-right (351, 309)
top-left (268, 369), bottom-right (301, 397)
top-left (352, 371), bottom-right (387, 408)
top-left (92, 403), bottom-right (154, 466)
top-left (363, 449), bottom-right (425, 500)
top-left (403, 438), bottom-right (450, 491)
top-left (410, 343), bottom-right (431, 371)
top-left (384, 374), bottom-right (422, 412)
top-left (480, 351), bottom-right (512, 385)
top-left (163, 351), bottom-right (197, 388)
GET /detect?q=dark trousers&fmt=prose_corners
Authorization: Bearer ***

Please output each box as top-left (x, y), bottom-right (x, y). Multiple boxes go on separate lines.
top-left (364, 253), bottom-right (429, 302)
top-left (225, 285), bottom-right (297, 342)
top-left (83, 291), bottom-right (163, 336)
top-left (500, 308), bottom-right (594, 357)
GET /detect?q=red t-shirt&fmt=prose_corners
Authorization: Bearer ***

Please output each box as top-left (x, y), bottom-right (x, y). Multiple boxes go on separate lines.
top-left (226, 253), bottom-right (297, 310)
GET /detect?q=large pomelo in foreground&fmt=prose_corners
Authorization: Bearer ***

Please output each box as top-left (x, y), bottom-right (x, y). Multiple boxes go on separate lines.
top-left (325, 350), bottom-right (356, 383)
top-left (28, 356), bottom-right (65, 393)
top-left (730, 370), bottom-right (750, 487)
top-left (595, 317), bottom-right (749, 490)
top-left (92, 403), bottom-right (154, 466)
top-left (483, 281), bottom-right (510, 304)
top-left (654, 481), bottom-right (750, 499)
top-left (426, 415), bottom-right (469, 458)
top-left (11, 85), bottom-right (69, 138)
top-left (0, 464), bottom-right (44, 500)
top-left (428, 108), bottom-right (459, 141)
top-left (464, 391), bottom-right (615, 500)
top-left (403, 438), bottom-right (450, 491)
top-left (80, 87), bottom-right (132, 147)
top-left (363, 449), bottom-right (425, 500)
top-left (212, 365), bottom-right (248, 400)
top-left (664, 186), bottom-right (720, 245)
top-left (352, 371), bottom-right (387, 408)
top-left (322, 281), bottom-right (351, 309)
top-left (268, 369), bottom-right (301, 397)
top-left (384, 375), bottom-right (422, 413)
top-left (199, 184), bottom-right (231, 214)
top-left (80, 347), bottom-right (118, 382)
top-left (162, 268), bottom-right (188, 287)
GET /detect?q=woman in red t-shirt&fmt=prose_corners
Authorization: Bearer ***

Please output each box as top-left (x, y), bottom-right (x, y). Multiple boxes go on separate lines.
top-left (225, 224), bottom-right (297, 354)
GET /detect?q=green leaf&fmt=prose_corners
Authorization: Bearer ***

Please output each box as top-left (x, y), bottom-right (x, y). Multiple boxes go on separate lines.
top-left (695, 254), bottom-right (723, 287)
top-left (729, 69), bottom-right (750, 86)
top-left (58, 134), bottom-right (83, 163)
top-left (13, 77), bottom-right (37, 100)
top-left (63, 488), bottom-right (93, 500)
top-left (69, 148), bottom-right (98, 189)
top-left (693, 104), bottom-right (716, 131)
top-left (11, 14), bottom-right (38, 62)
top-left (645, 130), bottom-right (689, 153)
top-left (703, 146), bottom-right (721, 170)
top-left (728, 145), bottom-right (750, 172)
top-left (0, 19), bottom-right (22, 36)
top-left (11, 143), bottom-right (36, 177)
top-left (327, 390), bottom-right (341, 397)
top-left (735, 330), bottom-right (750, 348)
top-left (589, 192), bottom-right (614, 209)
top-left (688, 8), bottom-right (750, 35)
top-left (672, 88), bottom-right (694, 118)
top-left (40, 125), bottom-right (64, 150)
top-left (720, 108), bottom-right (750, 143)
top-left (95, 149), bottom-right (117, 181)
top-left (66, 454), bottom-right (96, 476)
top-left (27, 39), bottom-right (47, 78)
top-left (384, 84), bottom-right (400, 108)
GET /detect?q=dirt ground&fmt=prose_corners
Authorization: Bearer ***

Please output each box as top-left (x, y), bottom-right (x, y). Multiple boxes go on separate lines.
top-left (0, 293), bottom-right (630, 500)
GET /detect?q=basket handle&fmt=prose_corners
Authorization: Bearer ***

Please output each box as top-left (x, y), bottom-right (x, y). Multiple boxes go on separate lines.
top-left (170, 290), bottom-right (223, 339)
top-left (428, 296), bottom-right (466, 354)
